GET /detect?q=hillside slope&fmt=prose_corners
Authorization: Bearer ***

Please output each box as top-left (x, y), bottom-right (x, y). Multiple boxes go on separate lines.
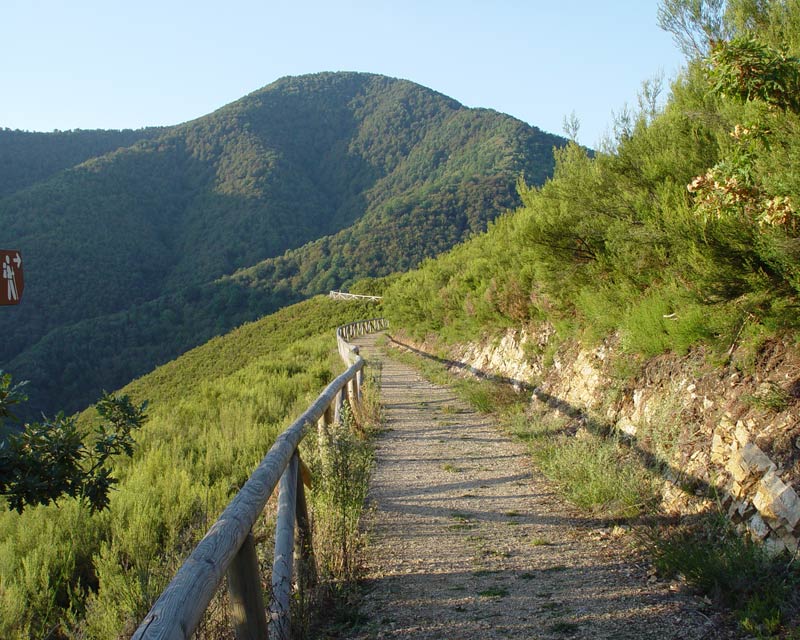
top-left (0, 127), bottom-right (162, 198)
top-left (381, 4), bottom-right (800, 633)
top-left (0, 295), bottom-right (379, 639)
top-left (1, 71), bottom-right (566, 418)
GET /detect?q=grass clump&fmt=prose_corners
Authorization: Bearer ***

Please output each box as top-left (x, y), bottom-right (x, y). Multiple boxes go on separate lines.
top-left (548, 620), bottom-right (580, 634)
top-left (649, 512), bottom-right (800, 637)
top-left (536, 436), bottom-right (656, 518)
top-left (310, 402), bottom-right (374, 587)
top-left (300, 371), bottom-right (381, 637)
top-left (515, 412), bottom-right (657, 520)
top-left (530, 537), bottom-right (552, 547)
top-left (478, 587), bottom-right (509, 598)
top-left (743, 381), bottom-right (794, 413)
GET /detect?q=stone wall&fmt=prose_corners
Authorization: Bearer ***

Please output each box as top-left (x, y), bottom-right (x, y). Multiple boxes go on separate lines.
top-left (400, 327), bottom-right (800, 555)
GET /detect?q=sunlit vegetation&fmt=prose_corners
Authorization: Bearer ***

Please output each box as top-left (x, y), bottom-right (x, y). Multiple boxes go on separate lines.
top-left (383, 1), bottom-right (800, 633)
top-left (385, 2), bottom-right (800, 364)
top-left (0, 296), bottom-right (377, 638)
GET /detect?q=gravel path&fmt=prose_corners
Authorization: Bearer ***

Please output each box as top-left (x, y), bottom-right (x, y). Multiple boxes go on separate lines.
top-left (343, 334), bottom-right (734, 640)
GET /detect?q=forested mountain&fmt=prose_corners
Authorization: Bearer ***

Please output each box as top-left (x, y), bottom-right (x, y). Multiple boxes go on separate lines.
top-left (0, 72), bottom-right (566, 419)
top-left (0, 127), bottom-right (163, 198)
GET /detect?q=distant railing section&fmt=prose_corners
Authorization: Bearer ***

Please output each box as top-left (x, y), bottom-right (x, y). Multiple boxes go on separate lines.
top-left (337, 318), bottom-right (389, 365)
top-left (132, 318), bottom-right (388, 640)
top-left (329, 290), bottom-right (383, 302)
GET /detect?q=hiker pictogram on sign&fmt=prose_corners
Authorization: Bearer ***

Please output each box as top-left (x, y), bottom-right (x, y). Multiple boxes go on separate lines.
top-left (0, 250), bottom-right (24, 305)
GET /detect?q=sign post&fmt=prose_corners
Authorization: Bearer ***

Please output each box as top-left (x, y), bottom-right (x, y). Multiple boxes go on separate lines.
top-left (0, 250), bottom-right (23, 305)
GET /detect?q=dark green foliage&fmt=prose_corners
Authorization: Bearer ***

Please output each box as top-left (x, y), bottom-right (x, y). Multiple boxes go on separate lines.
top-left (0, 127), bottom-right (162, 198)
top-left (650, 513), bottom-right (799, 635)
top-left (0, 371), bottom-right (26, 424)
top-left (0, 72), bottom-right (565, 420)
top-left (0, 376), bottom-right (146, 514)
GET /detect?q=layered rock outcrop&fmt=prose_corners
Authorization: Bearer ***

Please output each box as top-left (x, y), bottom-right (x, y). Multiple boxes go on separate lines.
top-left (397, 327), bottom-right (800, 554)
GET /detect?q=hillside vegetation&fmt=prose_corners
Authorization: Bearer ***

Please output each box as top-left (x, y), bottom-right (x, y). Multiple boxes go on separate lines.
top-left (0, 127), bottom-right (163, 198)
top-left (0, 295), bottom-right (378, 638)
top-left (386, 3), bottom-right (800, 363)
top-left (382, 2), bottom-right (800, 633)
top-left (0, 72), bottom-right (565, 420)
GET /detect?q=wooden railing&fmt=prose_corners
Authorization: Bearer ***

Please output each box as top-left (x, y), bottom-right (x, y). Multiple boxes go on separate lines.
top-left (337, 318), bottom-right (388, 365)
top-left (132, 318), bottom-right (388, 640)
top-left (329, 290), bottom-right (383, 302)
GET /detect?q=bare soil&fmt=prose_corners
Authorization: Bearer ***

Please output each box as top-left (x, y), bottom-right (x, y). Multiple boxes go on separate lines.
top-left (342, 334), bottom-right (740, 640)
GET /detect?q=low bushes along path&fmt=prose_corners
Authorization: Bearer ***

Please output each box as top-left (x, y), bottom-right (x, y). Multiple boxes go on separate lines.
top-left (344, 333), bottom-right (736, 639)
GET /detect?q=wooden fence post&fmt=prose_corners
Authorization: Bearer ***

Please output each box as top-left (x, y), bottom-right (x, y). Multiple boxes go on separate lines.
top-left (269, 453), bottom-right (298, 640)
top-left (317, 414), bottom-right (328, 459)
top-left (295, 457), bottom-right (317, 590)
top-left (333, 389), bottom-right (345, 425)
top-left (356, 369), bottom-right (364, 403)
top-left (227, 532), bottom-right (268, 640)
top-left (131, 317), bottom-right (385, 640)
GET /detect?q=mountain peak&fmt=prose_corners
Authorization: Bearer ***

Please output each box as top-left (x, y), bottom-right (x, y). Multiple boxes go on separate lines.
top-left (0, 74), bottom-right (567, 418)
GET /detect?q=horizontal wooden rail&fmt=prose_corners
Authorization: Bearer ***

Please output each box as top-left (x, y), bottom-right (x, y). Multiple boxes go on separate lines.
top-left (337, 317), bottom-right (389, 365)
top-left (329, 290), bottom-right (383, 302)
top-left (132, 318), bottom-right (387, 640)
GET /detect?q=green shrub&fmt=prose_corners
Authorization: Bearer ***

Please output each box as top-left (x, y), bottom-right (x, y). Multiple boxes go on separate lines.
top-left (650, 512), bottom-right (800, 636)
top-left (0, 296), bottom-right (378, 638)
top-left (530, 430), bottom-right (657, 519)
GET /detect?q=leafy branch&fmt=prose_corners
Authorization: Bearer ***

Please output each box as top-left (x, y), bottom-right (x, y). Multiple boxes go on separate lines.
top-left (0, 372), bottom-right (147, 513)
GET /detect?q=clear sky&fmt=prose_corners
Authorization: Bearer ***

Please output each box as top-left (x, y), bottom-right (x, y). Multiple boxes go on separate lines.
top-left (2, 0), bottom-right (686, 148)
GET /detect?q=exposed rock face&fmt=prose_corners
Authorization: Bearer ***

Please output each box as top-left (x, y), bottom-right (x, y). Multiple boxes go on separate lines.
top-left (400, 326), bottom-right (800, 554)
top-left (451, 328), bottom-right (543, 387)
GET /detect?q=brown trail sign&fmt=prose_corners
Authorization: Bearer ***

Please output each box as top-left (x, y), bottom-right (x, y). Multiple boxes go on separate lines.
top-left (0, 250), bottom-right (23, 305)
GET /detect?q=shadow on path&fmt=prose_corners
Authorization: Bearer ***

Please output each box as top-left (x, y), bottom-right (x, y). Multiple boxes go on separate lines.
top-left (388, 335), bottom-right (714, 516)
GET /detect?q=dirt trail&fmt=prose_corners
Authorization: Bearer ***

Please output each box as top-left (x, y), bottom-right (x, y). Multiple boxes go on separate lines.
top-left (343, 334), bottom-right (733, 640)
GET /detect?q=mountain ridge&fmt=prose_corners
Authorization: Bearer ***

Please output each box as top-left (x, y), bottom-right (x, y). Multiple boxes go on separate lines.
top-left (0, 71), bottom-right (567, 418)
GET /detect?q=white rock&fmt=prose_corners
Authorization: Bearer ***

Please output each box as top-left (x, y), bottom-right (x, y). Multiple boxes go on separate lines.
top-left (763, 536), bottom-right (787, 558)
top-left (617, 417), bottom-right (638, 438)
top-left (754, 470), bottom-right (800, 530)
top-left (747, 513), bottom-right (770, 540)
top-left (735, 421), bottom-right (750, 446)
top-left (740, 442), bottom-right (777, 478)
top-left (711, 432), bottom-right (728, 464)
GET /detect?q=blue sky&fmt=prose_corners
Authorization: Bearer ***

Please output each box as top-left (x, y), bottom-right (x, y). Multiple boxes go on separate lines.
top-left (2, 1), bottom-right (685, 147)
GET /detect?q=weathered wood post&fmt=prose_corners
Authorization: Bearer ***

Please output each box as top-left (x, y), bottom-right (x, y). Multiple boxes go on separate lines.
top-left (333, 388), bottom-right (345, 425)
top-left (227, 532), bottom-right (268, 640)
top-left (269, 453), bottom-right (298, 640)
top-left (356, 369), bottom-right (364, 403)
top-left (132, 317), bottom-right (384, 640)
top-left (295, 457), bottom-right (317, 590)
top-left (317, 412), bottom-right (328, 444)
